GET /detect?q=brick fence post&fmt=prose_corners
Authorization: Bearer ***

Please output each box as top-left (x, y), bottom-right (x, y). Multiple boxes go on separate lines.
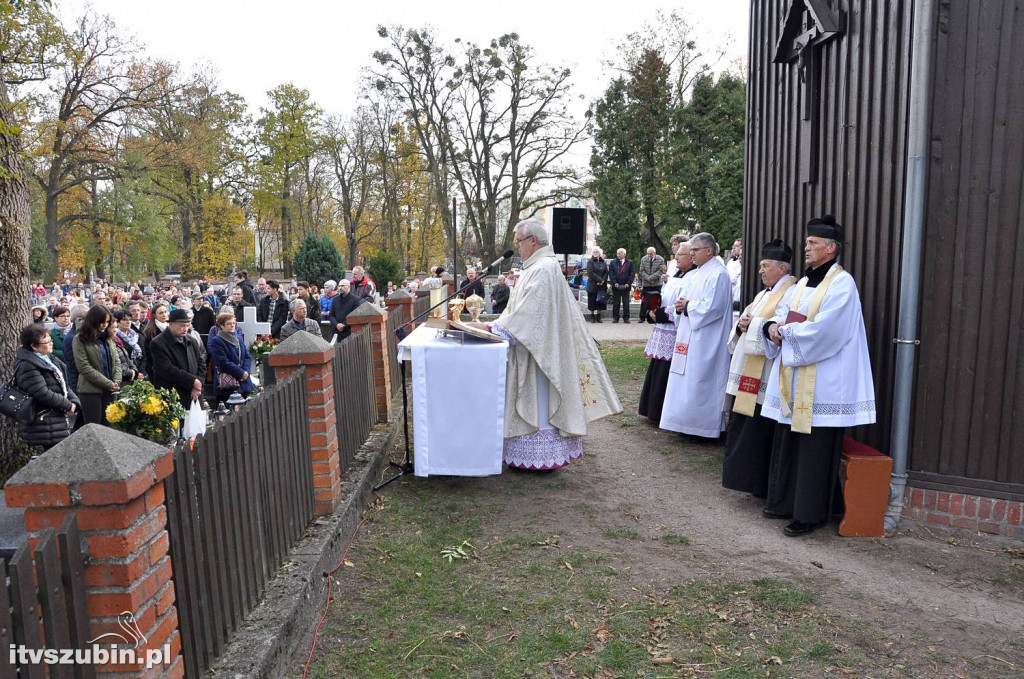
top-left (5, 424), bottom-right (183, 678)
top-left (346, 303), bottom-right (393, 423)
top-left (267, 331), bottom-right (342, 515)
top-left (385, 289), bottom-right (417, 329)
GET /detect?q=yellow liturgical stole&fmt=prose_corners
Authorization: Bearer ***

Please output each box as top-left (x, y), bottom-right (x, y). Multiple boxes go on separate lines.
top-left (778, 264), bottom-right (843, 433)
top-left (732, 278), bottom-right (795, 417)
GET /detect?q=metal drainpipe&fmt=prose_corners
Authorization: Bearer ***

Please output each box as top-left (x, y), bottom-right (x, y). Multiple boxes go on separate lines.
top-left (886, 0), bottom-right (937, 530)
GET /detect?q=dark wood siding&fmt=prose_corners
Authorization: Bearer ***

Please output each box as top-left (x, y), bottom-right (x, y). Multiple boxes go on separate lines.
top-left (744, 0), bottom-right (914, 452)
top-left (911, 0), bottom-right (1024, 498)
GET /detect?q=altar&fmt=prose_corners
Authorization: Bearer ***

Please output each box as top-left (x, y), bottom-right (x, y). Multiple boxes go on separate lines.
top-left (396, 325), bottom-right (508, 476)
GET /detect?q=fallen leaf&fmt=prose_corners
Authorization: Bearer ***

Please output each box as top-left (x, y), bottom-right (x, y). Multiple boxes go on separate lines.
top-left (343, 560), bottom-right (355, 568)
top-left (811, 561), bottom-right (824, 569)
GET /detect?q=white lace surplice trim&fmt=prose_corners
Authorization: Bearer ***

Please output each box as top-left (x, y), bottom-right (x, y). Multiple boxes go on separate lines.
top-left (504, 428), bottom-right (584, 469)
top-left (644, 325), bottom-right (676, 360)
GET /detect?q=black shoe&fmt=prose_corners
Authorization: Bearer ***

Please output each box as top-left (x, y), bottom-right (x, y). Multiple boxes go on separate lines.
top-left (595, 316), bottom-right (603, 323)
top-left (623, 319), bottom-right (630, 323)
top-left (763, 507), bottom-right (790, 519)
top-left (783, 520), bottom-right (819, 537)
top-left (612, 319), bottom-right (619, 323)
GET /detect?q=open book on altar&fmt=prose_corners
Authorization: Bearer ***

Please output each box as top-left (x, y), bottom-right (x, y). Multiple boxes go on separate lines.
top-left (424, 317), bottom-right (504, 342)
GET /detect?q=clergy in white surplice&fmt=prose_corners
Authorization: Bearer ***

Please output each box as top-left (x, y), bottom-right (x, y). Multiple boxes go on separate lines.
top-left (488, 219), bottom-right (622, 470)
top-left (721, 239), bottom-right (795, 498)
top-left (659, 233), bottom-right (734, 438)
top-left (760, 215), bottom-right (876, 537)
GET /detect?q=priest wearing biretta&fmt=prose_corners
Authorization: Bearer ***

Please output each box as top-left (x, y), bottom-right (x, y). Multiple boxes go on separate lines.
top-left (721, 238), bottom-right (796, 499)
top-left (760, 215), bottom-right (876, 537)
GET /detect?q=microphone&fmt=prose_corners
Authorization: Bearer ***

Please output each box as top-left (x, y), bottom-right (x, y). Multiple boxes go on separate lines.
top-left (480, 250), bottom-right (514, 275)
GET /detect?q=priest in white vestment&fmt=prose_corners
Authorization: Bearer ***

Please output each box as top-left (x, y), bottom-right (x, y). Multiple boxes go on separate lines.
top-left (487, 219), bottom-right (622, 469)
top-left (659, 233), bottom-right (733, 438)
top-left (761, 215), bottom-right (876, 536)
top-left (722, 239), bottom-right (795, 498)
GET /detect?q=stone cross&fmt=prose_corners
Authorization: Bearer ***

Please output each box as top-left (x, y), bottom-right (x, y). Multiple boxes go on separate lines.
top-left (239, 305), bottom-right (271, 347)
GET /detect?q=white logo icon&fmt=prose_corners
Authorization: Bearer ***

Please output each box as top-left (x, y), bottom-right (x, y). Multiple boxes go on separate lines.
top-left (87, 612), bottom-right (147, 648)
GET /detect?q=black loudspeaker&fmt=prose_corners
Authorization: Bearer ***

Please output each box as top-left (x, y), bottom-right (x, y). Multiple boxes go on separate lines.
top-left (551, 207), bottom-right (586, 255)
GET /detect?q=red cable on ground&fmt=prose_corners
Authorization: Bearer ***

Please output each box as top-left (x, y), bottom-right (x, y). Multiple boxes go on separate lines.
top-left (302, 480), bottom-right (388, 679)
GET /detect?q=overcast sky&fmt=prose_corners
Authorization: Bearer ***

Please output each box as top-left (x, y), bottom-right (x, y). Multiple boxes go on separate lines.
top-left (59, 0), bottom-right (750, 117)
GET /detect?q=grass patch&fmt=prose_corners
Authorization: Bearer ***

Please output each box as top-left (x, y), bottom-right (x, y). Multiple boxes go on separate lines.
top-left (599, 345), bottom-right (648, 383)
top-left (602, 525), bottom-right (642, 540)
top-left (660, 533), bottom-right (691, 545)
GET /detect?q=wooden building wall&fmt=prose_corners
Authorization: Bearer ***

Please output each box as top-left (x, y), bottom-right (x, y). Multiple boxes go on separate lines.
top-left (911, 0), bottom-right (1024, 500)
top-left (743, 0), bottom-right (915, 452)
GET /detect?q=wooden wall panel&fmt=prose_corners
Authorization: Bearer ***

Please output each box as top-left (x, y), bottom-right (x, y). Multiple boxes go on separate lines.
top-left (912, 0), bottom-right (1024, 495)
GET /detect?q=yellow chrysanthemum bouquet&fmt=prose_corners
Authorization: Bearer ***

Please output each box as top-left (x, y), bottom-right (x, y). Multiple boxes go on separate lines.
top-left (105, 381), bottom-right (187, 444)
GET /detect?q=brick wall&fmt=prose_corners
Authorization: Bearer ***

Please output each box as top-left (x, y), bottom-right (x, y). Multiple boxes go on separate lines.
top-left (902, 486), bottom-right (1024, 539)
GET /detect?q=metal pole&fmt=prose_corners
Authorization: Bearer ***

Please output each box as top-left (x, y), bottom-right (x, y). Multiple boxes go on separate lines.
top-left (452, 198), bottom-right (459, 295)
top-left (886, 0), bottom-right (936, 530)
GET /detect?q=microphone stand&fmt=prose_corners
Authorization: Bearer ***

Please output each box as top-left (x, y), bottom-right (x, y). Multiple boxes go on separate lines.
top-left (375, 258), bottom-right (508, 491)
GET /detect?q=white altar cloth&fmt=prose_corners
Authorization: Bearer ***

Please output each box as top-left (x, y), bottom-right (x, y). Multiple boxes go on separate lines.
top-left (397, 325), bottom-right (508, 476)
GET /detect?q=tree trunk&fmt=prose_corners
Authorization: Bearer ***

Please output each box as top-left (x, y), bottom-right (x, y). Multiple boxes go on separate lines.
top-left (0, 76), bottom-right (34, 452)
top-left (282, 169), bottom-right (292, 278)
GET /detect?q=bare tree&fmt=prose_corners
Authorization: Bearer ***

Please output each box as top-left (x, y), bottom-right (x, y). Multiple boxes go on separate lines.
top-left (372, 27), bottom-right (587, 266)
top-left (371, 26), bottom-right (456, 256)
top-left (323, 112), bottom-right (379, 267)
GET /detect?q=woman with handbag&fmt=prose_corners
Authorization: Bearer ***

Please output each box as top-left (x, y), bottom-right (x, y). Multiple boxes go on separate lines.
top-left (72, 305), bottom-right (121, 426)
top-left (585, 247), bottom-right (609, 323)
top-left (208, 311), bottom-right (254, 405)
top-left (12, 324), bottom-right (80, 450)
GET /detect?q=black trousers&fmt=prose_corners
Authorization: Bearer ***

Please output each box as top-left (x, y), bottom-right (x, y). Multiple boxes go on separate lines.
top-left (721, 404), bottom-right (777, 497)
top-left (638, 358), bottom-right (671, 424)
top-left (764, 424), bottom-right (844, 525)
top-left (80, 392), bottom-right (115, 426)
top-left (611, 286), bottom-right (631, 320)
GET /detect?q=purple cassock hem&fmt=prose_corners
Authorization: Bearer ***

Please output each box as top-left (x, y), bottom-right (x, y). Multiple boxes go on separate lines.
top-left (504, 428), bottom-right (584, 470)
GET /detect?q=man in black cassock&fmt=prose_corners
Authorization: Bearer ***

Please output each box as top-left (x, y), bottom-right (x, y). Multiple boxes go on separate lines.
top-left (721, 239), bottom-right (795, 497)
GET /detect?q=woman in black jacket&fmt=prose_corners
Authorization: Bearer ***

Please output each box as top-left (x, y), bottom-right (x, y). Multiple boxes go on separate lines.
top-left (585, 247), bottom-right (609, 323)
top-left (13, 324), bottom-right (80, 450)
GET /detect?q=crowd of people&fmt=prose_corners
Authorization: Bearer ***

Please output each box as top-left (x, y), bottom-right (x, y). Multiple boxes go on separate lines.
top-left (13, 267), bottom-right (391, 451)
top-left (13, 259), bottom-right (524, 452)
top-left (581, 237), bottom-right (744, 324)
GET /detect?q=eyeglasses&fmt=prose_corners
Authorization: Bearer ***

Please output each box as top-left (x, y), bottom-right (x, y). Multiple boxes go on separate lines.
top-left (35, 338), bottom-right (53, 345)
top-left (514, 235), bottom-right (535, 246)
